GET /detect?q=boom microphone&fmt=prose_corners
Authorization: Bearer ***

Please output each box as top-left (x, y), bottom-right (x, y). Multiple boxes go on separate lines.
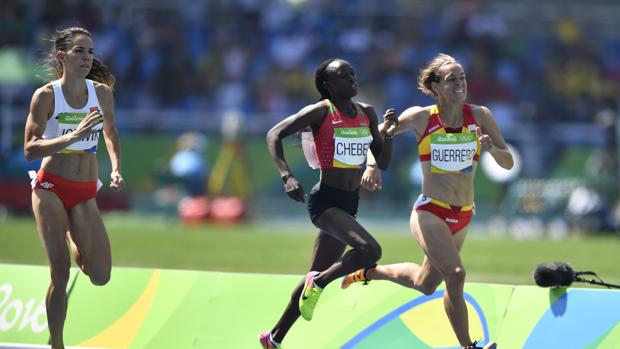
top-left (533, 262), bottom-right (576, 287)
top-left (533, 261), bottom-right (620, 289)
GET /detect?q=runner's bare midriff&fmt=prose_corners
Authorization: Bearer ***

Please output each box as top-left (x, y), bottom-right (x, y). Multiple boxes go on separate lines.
top-left (420, 161), bottom-right (476, 206)
top-left (320, 168), bottom-right (362, 192)
top-left (41, 153), bottom-right (98, 182)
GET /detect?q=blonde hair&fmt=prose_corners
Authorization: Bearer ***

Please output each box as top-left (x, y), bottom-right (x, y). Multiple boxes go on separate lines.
top-left (417, 53), bottom-right (458, 98)
top-left (44, 27), bottom-right (115, 88)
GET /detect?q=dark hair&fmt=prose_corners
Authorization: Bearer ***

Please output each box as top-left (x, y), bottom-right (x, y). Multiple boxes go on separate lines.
top-left (44, 27), bottom-right (115, 88)
top-left (315, 58), bottom-right (338, 100)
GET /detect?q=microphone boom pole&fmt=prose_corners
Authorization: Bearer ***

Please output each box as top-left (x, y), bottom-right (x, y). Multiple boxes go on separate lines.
top-left (574, 276), bottom-right (620, 289)
top-left (533, 262), bottom-right (620, 289)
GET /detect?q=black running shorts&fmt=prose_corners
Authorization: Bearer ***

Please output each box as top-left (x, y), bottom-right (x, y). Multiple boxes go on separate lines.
top-left (307, 182), bottom-right (360, 224)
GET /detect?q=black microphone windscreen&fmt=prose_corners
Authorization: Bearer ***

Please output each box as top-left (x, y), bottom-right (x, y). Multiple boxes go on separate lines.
top-left (533, 262), bottom-right (575, 287)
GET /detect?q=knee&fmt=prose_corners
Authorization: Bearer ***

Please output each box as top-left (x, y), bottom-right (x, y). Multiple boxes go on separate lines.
top-left (82, 256), bottom-right (111, 286)
top-left (89, 272), bottom-right (110, 286)
top-left (372, 243), bottom-right (382, 262)
top-left (359, 241), bottom-right (382, 265)
top-left (87, 267), bottom-right (111, 286)
top-left (444, 266), bottom-right (466, 286)
top-left (419, 282), bottom-right (439, 296)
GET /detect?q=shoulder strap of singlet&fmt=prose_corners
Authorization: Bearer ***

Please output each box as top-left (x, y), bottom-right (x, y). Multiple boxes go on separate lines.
top-left (462, 104), bottom-right (478, 130)
top-left (417, 105), bottom-right (442, 144)
top-left (353, 101), bottom-right (366, 117)
top-left (325, 99), bottom-right (367, 117)
top-left (324, 99), bottom-right (336, 115)
top-left (51, 80), bottom-right (64, 115)
top-left (85, 79), bottom-right (98, 106)
top-left (427, 104), bottom-right (442, 128)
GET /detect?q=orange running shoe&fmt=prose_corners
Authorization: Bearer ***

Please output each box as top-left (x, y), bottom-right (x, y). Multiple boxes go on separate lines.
top-left (341, 267), bottom-right (371, 289)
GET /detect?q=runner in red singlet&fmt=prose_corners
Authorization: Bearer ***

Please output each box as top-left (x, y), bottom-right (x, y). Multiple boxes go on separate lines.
top-left (342, 53), bottom-right (513, 349)
top-left (260, 58), bottom-right (398, 348)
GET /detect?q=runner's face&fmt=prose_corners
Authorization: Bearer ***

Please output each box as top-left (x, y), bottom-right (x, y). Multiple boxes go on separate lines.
top-left (325, 60), bottom-right (358, 98)
top-left (434, 63), bottom-right (467, 103)
top-left (58, 34), bottom-right (94, 78)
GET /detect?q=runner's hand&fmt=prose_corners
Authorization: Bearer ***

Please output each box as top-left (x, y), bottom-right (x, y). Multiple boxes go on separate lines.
top-left (476, 127), bottom-right (492, 151)
top-left (382, 108), bottom-right (398, 137)
top-left (110, 170), bottom-right (125, 191)
top-left (72, 109), bottom-right (103, 140)
top-left (283, 175), bottom-right (305, 203)
top-left (361, 165), bottom-right (382, 191)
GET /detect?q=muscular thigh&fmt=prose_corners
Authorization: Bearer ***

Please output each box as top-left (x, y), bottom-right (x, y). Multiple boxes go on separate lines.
top-left (68, 199), bottom-right (111, 265)
top-left (314, 207), bottom-right (377, 248)
top-left (410, 210), bottom-right (464, 276)
top-left (309, 230), bottom-right (347, 271)
top-left (417, 227), bottom-right (468, 284)
top-left (31, 190), bottom-right (70, 264)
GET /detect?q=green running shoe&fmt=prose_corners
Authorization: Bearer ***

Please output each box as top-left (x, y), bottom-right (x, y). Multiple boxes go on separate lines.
top-left (299, 271), bottom-right (323, 321)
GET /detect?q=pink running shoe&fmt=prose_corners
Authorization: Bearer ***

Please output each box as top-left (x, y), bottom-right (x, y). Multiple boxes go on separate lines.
top-left (259, 331), bottom-right (280, 348)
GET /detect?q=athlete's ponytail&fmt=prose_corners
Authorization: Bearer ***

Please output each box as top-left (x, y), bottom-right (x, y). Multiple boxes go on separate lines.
top-left (87, 57), bottom-right (116, 88)
top-left (43, 27), bottom-right (116, 88)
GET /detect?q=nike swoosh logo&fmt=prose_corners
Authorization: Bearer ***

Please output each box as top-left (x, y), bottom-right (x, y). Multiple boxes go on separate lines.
top-left (332, 120), bottom-right (343, 124)
top-left (301, 283), bottom-right (312, 299)
top-left (301, 287), bottom-right (312, 299)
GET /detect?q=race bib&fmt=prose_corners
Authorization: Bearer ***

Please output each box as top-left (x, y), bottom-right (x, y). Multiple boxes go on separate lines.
top-left (57, 110), bottom-right (102, 153)
top-left (430, 133), bottom-right (478, 173)
top-left (333, 127), bottom-right (372, 168)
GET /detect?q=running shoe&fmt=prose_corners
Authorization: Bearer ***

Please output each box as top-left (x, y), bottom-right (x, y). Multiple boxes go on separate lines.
top-left (259, 331), bottom-right (280, 348)
top-left (341, 268), bottom-right (369, 289)
top-left (466, 340), bottom-right (497, 349)
top-left (299, 271), bottom-right (323, 321)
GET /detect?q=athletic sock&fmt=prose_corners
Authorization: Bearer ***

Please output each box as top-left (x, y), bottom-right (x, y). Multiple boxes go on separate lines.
top-left (312, 274), bottom-right (326, 289)
top-left (270, 334), bottom-right (281, 347)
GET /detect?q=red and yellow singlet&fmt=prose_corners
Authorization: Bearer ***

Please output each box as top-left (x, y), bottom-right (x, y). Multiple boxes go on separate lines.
top-left (418, 104), bottom-right (480, 173)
